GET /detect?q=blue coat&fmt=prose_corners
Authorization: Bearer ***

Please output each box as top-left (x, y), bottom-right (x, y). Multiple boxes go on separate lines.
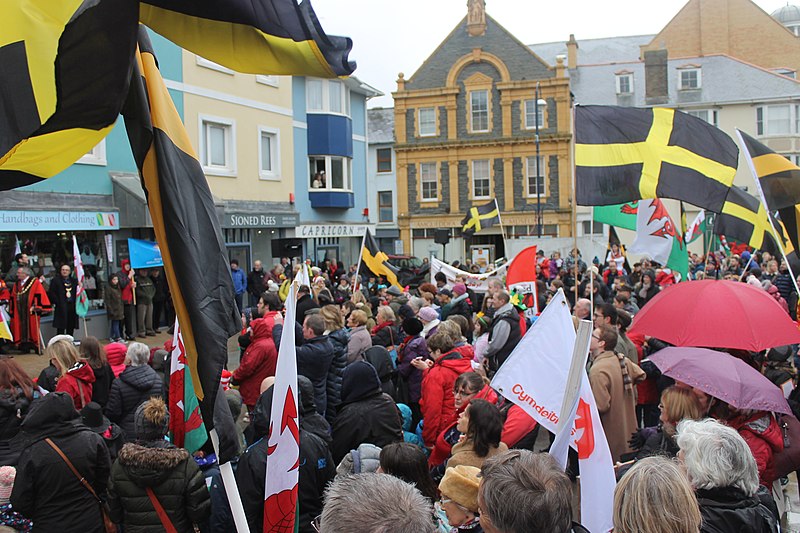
top-left (231, 268), bottom-right (247, 295)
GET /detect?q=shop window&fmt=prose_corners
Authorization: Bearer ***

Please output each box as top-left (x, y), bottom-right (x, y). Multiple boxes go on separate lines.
top-left (378, 191), bottom-right (393, 223)
top-left (310, 156), bottom-right (352, 190)
top-left (200, 116), bottom-right (236, 176)
top-left (77, 139), bottom-right (107, 166)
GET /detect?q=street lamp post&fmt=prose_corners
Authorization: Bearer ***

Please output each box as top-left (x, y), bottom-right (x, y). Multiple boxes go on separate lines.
top-left (534, 83), bottom-right (546, 238)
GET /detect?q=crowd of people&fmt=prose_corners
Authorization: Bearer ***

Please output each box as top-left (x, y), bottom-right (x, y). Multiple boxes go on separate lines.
top-left (0, 244), bottom-right (794, 532)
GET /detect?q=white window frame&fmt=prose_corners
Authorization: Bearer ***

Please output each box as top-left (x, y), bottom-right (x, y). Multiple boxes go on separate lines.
top-left (472, 160), bottom-right (491, 200)
top-left (420, 162), bottom-right (438, 202)
top-left (678, 68), bottom-right (701, 90)
top-left (526, 155), bottom-right (547, 198)
top-left (77, 139), bottom-right (107, 166)
top-left (685, 109), bottom-right (719, 127)
top-left (309, 156), bottom-right (353, 191)
top-left (615, 73), bottom-right (633, 95)
top-left (306, 78), bottom-right (350, 117)
top-left (757, 104), bottom-right (798, 136)
top-left (195, 55), bottom-right (235, 75)
top-left (418, 107), bottom-right (436, 137)
top-left (523, 99), bottom-right (545, 130)
top-left (256, 75), bottom-right (280, 87)
top-left (470, 90), bottom-right (489, 133)
top-left (257, 126), bottom-right (280, 181)
top-left (199, 115), bottom-right (236, 177)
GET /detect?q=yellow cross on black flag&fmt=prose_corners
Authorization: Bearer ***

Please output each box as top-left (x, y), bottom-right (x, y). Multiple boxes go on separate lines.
top-left (461, 199), bottom-right (500, 238)
top-left (575, 105), bottom-right (739, 211)
top-left (360, 229), bottom-right (401, 288)
top-left (713, 186), bottom-right (785, 255)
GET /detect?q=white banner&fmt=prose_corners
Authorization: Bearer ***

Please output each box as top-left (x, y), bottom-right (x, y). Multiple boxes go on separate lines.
top-left (491, 290), bottom-right (616, 533)
top-left (429, 257), bottom-right (507, 292)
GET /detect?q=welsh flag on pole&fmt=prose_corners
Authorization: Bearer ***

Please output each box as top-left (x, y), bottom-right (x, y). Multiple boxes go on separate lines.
top-left (685, 210), bottom-right (707, 244)
top-left (71, 236), bottom-right (90, 317)
top-left (169, 320), bottom-right (208, 453)
top-left (264, 274), bottom-right (301, 532)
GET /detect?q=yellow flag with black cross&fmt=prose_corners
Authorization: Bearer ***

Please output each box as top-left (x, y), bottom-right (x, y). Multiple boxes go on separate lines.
top-left (461, 199), bottom-right (500, 238)
top-left (575, 105), bottom-right (739, 211)
top-left (360, 229), bottom-right (402, 289)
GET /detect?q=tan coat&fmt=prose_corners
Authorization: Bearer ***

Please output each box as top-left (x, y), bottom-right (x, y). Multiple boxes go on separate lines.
top-left (448, 440), bottom-right (509, 470)
top-left (589, 350), bottom-right (646, 463)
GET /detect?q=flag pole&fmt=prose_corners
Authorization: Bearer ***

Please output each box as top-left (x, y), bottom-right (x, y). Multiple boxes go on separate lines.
top-left (352, 230), bottom-right (368, 294)
top-left (736, 129), bottom-right (800, 297)
top-left (738, 249), bottom-right (757, 282)
top-left (570, 101), bottom-right (580, 305)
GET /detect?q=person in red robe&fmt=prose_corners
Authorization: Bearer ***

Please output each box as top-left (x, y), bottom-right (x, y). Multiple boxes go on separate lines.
top-left (9, 267), bottom-right (51, 353)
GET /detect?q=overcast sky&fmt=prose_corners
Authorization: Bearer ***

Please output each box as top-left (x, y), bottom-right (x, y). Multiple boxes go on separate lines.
top-left (310, 0), bottom-right (792, 108)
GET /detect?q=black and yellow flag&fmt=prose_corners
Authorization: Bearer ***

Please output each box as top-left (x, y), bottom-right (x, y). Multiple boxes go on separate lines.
top-left (0, 0), bottom-right (355, 190)
top-left (575, 105), bottom-right (738, 211)
top-left (360, 230), bottom-right (402, 289)
top-left (461, 199), bottom-right (500, 238)
top-left (123, 28), bottom-right (241, 445)
top-left (713, 186), bottom-right (786, 255)
top-left (0, 0), bottom-right (139, 189)
top-left (738, 129), bottom-right (800, 252)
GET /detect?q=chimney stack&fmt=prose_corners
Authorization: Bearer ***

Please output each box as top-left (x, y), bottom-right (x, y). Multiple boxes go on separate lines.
top-left (644, 50), bottom-right (669, 105)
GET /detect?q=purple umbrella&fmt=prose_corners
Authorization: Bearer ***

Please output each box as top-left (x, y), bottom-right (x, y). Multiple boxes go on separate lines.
top-left (649, 347), bottom-right (791, 415)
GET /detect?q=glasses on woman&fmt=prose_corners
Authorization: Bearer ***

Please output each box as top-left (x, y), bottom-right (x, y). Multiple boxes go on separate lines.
top-left (453, 389), bottom-right (476, 397)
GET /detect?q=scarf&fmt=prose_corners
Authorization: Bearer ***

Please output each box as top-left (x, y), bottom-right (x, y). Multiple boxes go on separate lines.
top-left (617, 352), bottom-right (634, 394)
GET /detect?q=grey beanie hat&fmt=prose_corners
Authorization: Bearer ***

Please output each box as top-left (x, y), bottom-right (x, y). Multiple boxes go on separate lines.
top-left (134, 397), bottom-right (170, 441)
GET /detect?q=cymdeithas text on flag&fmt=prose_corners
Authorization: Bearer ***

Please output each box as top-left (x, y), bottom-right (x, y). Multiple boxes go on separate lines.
top-left (264, 276), bottom-right (301, 532)
top-left (168, 320), bottom-right (207, 454)
top-left (490, 289), bottom-right (616, 533)
top-left (575, 105), bottom-right (738, 210)
top-left (72, 236), bottom-right (89, 318)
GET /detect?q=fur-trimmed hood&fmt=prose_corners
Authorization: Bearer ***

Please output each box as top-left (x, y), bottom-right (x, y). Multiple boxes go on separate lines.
top-left (117, 442), bottom-right (190, 487)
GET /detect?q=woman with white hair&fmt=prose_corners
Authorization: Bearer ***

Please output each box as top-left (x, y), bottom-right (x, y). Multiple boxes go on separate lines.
top-left (676, 418), bottom-right (779, 532)
top-left (105, 342), bottom-right (163, 442)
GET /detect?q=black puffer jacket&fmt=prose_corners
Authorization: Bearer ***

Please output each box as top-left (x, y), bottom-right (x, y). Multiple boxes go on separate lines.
top-left (105, 365), bottom-right (164, 441)
top-left (11, 392), bottom-right (111, 533)
top-left (0, 387), bottom-right (36, 466)
top-left (697, 486), bottom-right (779, 533)
top-left (107, 441), bottom-right (210, 532)
top-left (325, 328), bottom-right (350, 423)
top-left (274, 325), bottom-right (334, 418)
top-left (91, 363), bottom-right (115, 408)
top-left (236, 388), bottom-right (336, 533)
top-left (331, 361), bottom-right (403, 463)
top-left (299, 376), bottom-right (331, 445)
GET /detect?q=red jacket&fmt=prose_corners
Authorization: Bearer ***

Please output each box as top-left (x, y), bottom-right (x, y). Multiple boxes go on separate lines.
top-left (420, 352), bottom-right (473, 448)
top-left (429, 384), bottom-right (498, 466)
top-left (501, 404), bottom-right (538, 448)
top-left (56, 360), bottom-right (96, 409)
top-left (452, 343), bottom-right (474, 362)
top-left (233, 318), bottom-right (278, 407)
top-left (728, 412), bottom-right (784, 488)
top-left (105, 342), bottom-right (128, 377)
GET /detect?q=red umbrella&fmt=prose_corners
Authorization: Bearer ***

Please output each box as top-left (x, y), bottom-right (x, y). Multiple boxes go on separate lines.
top-left (629, 279), bottom-right (800, 352)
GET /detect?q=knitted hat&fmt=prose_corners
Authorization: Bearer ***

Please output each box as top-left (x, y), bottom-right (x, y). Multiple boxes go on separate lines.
top-left (0, 466), bottom-right (15, 505)
top-left (438, 288), bottom-right (453, 298)
top-left (134, 397), bottom-right (170, 441)
top-left (438, 465), bottom-right (481, 513)
top-left (418, 306), bottom-right (438, 323)
top-left (452, 283), bottom-right (467, 296)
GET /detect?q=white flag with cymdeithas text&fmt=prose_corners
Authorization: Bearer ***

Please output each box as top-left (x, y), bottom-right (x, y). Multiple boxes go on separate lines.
top-left (491, 289), bottom-right (615, 533)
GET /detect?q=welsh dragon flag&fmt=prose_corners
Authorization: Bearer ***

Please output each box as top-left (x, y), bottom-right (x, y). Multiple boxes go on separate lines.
top-left (169, 320), bottom-right (207, 453)
top-left (71, 236), bottom-right (90, 317)
top-left (264, 275), bottom-right (301, 532)
top-left (594, 201), bottom-right (688, 281)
